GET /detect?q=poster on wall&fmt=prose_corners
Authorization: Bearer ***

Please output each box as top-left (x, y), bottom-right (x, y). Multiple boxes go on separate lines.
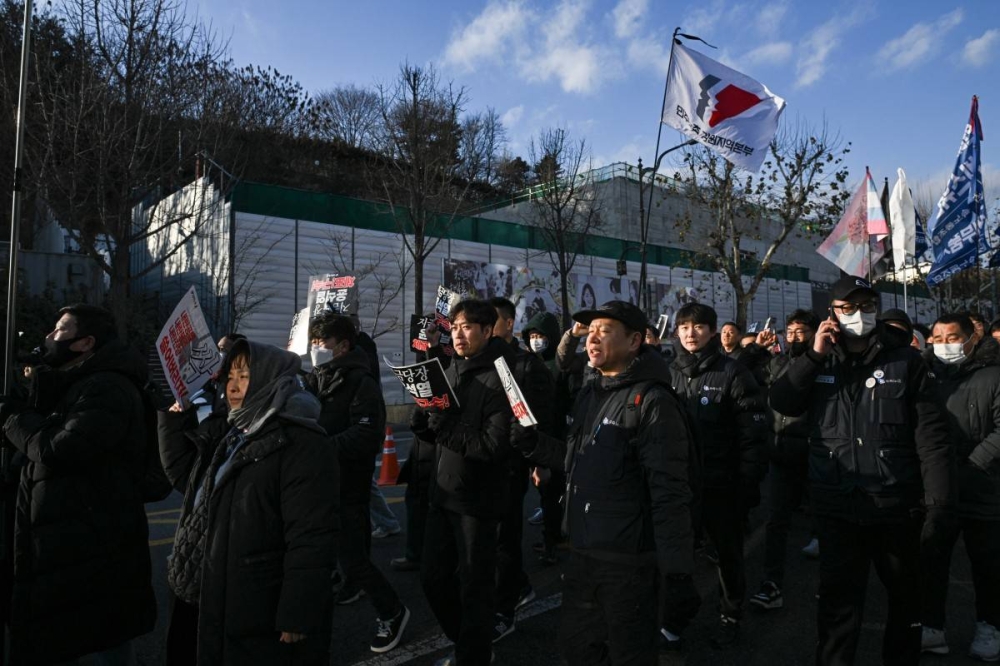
top-left (512, 267), bottom-right (563, 331)
top-left (443, 259), bottom-right (512, 299)
top-left (307, 273), bottom-right (359, 318)
top-left (650, 281), bottom-right (706, 335)
top-left (574, 275), bottom-right (640, 311)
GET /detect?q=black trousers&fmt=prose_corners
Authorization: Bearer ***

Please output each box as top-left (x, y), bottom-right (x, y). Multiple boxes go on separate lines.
top-left (496, 466), bottom-right (530, 616)
top-left (165, 593), bottom-right (198, 666)
top-left (559, 551), bottom-right (658, 666)
top-left (421, 505), bottom-right (498, 666)
top-left (763, 456), bottom-right (809, 586)
top-left (403, 461), bottom-right (432, 562)
top-left (922, 513), bottom-right (1000, 630)
top-left (340, 502), bottom-right (403, 619)
top-left (540, 470), bottom-right (566, 550)
top-left (815, 515), bottom-right (921, 666)
top-left (701, 489), bottom-right (746, 619)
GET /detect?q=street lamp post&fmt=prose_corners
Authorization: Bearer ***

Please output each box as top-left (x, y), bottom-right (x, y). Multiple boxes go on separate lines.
top-left (637, 139), bottom-right (696, 312)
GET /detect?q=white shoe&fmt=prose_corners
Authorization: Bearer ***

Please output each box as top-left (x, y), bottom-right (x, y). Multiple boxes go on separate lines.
top-left (801, 537), bottom-right (820, 559)
top-left (970, 621), bottom-right (1000, 662)
top-left (921, 626), bottom-right (949, 655)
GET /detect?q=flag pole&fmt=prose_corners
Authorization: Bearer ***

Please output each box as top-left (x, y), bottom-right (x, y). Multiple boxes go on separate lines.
top-left (866, 167), bottom-right (874, 282)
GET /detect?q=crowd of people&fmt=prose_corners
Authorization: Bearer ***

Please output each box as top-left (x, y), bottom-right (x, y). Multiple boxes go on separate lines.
top-left (1, 272), bottom-right (999, 665)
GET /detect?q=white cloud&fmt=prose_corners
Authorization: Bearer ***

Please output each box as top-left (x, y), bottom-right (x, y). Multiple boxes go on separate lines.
top-left (441, 0), bottom-right (530, 72)
top-left (520, 0), bottom-right (618, 94)
top-left (876, 9), bottom-right (964, 72)
top-left (963, 28), bottom-right (1000, 67)
top-left (625, 35), bottom-right (670, 74)
top-left (755, 1), bottom-right (789, 35)
top-left (743, 41), bottom-right (793, 67)
top-left (501, 105), bottom-right (525, 128)
top-left (681, 0), bottom-right (729, 37)
top-left (795, 8), bottom-right (871, 88)
top-left (612, 0), bottom-right (648, 39)
top-left (241, 9), bottom-right (260, 38)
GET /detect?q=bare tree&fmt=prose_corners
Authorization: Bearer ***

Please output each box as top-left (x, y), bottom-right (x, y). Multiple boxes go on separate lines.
top-left (459, 107), bottom-right (506, 186)
top-left (674, 121), bottom-right (851, 328)
top-left (319, 230), bottom-right (410, 339)
top-left (313, 84), bottom-right (381, 149)
top-left (371, 62), bottom-right (470, 316)
top-left (526, 128), bottom-right (604, 329)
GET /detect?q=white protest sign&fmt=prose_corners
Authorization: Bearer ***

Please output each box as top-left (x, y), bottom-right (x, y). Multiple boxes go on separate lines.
top-left (494, 355), bottom-right (537, 427)
top-left (156, 287), bottom-right (222, 408)
top-left (287, 307), bottom-right (310, 356)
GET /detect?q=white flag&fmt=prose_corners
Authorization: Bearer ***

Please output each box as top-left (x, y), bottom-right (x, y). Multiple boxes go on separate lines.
top-left (661, 42), bottom-right (786, 171)
top-left (889, 168), bottom-right (916, 269)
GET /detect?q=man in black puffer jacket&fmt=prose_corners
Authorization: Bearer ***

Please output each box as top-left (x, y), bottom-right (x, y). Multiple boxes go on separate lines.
top-left (304, 312), bottom-right (408, 654)
top-left (770, 276), bottom-right (953, 666)
top-left (668, 302), bottom-right (766, 648)
top-left (750, 309), bottom-right (821, 611)
top-left (2, 305), bottom-right (156, 665)
top-left (412, 299), bottom-right (515, 666)
top-left (920, 313), bottom-right (1000, 660)
top-left (511, 300), bottom-right (698, 665)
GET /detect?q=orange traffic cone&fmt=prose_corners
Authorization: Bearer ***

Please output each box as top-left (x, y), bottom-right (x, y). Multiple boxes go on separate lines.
top-left (378, 426), bottom-right (400, 486)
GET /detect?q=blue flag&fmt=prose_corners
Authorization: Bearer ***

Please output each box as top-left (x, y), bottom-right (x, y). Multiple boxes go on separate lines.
top-left (914, 210), bottom-right (930, 259)
top-left (927, 96), bottom-right (989, 286)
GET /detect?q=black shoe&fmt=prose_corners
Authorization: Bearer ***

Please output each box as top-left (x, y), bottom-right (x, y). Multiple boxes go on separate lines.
top-left (711, 615), bottom-right (740, 648)
top-left (389, 557), bottom-right (421, 572)
top-left (371, 606), bottom-right (410, 653)
top-left (749, 581), bottom-right (784, 610)
top-left (492, 613), bottom-right (515, 643)
top-left (515, 585), bottom-right (536, 611)
top-left (660, 627), bottom-right (683, 651)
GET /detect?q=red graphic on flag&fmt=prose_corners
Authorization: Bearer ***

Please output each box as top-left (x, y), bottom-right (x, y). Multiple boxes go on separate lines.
top-left (707, 84), bottom-right (763, 128)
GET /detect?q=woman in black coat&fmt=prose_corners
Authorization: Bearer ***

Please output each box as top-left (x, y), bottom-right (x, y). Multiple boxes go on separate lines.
top-left (158, 340), bottom-right (339, 666)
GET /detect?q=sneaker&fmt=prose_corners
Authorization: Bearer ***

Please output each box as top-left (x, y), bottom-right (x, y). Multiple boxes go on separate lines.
top-left (371, 606), bottom-right (410, 653)
top-left (389, 556), bottom-right (421, 572)
top-left (749, 581), bottom-right (784, 610)
top-left (710, 615), bottom-right (740, 648)
top-left (970, 621), bottom-right (1000, 662)
top-left (336, 586), bottom-right (366, 605)
top-left (801, 537), bottom-right (820, 559)
top-left (492, 612), bottom-right (515, 643)
top-left (372, 525), bottom-right (402, 539)
top-left (528, 507), bottom-right (544, 525)
top-left (921, 626), bottom-right (949, 655)
top-left (660, 627), bottom-right (683, 651)
top-left (515, 585), bottom-right (536, 611)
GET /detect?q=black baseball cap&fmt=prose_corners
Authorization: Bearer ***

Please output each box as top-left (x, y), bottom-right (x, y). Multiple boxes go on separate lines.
top-left (830, 276), bottom-right (879, 302)
top-left (573, 300), bottom-right (649, 334)
top-left (879, 308), bottom-right (913, 334)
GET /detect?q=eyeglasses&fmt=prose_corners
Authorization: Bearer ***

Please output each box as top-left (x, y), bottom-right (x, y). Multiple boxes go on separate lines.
top-left (831, 302), bottom-right (878, 315)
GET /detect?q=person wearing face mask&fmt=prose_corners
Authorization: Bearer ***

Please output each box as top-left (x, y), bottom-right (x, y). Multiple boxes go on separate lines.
top-left (1, 305), bottom-right (157, 665)
top-left (770, 276), bottom-right (954, 666)
top-left (520, 310), bottom-right (566, 568)
top-left (750, 309), bottom-right (821, 612)
top-left (302, 312), bottom-right (410, 654)
top-left (920, 313), bottom-right (1000, 661)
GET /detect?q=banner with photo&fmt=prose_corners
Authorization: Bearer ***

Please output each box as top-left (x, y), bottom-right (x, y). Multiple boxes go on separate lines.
top-left (574, 275), bottom-right (640, 311)
top-left (512, 267), bottom-right (563, 331)
top-left (650, 281), bottom-right (706, 335)
top-left (443, 259), bottom-right (513, 300)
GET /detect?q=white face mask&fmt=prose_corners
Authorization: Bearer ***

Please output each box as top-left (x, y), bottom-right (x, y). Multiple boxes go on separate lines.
top-left (837, 311), bottom-right (877, 338)
top-left (933, 342), bottom-right (968, 365)
top-left (310, 346), bottom-right (334, 368)
top-left (530, 338), bottom-right (548, 353)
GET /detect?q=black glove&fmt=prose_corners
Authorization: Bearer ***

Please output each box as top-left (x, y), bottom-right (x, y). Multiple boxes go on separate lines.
top-left (511, 422), bottom-right (539, 453)
top-left (662, 573), bottom-right (701, 634)
top-left (921, 506), bottom-right (958, 553)
top-left (427, 411), bottom-right (455, 435)
top-left (410, 409), bottom-right (434, 443)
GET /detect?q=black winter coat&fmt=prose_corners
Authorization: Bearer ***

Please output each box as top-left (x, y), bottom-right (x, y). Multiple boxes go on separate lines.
top-left (412, 337), bottom-right (515, 519)
top-left (305, 347), bottom-right (386, 506)
top-left (770, 324), bottom-right (954, 525)
top-left (926, 338), bottom-right (1000, 520)
top-left (3, 340), bottom-right (156, 665)
top-left (765, 353), bottom-right (811, 466)
top-left (670, 337), bottom-right (768, 488)
top-left (158, 407), bottom-right (339, 666)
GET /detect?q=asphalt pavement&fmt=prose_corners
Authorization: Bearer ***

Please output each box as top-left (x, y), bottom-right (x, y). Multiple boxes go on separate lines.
top-left (134, 429), bottom-right (985, 665)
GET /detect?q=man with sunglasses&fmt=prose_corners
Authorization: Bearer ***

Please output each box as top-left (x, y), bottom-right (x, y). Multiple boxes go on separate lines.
top-left (770, 276), bottom-right (954, 666)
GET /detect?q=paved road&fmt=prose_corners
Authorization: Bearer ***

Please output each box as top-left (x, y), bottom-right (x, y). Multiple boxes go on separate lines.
top-left (135, 429), bottom-right (985, 665)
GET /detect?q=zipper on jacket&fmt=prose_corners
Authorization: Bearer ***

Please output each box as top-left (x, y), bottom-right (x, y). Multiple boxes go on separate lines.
top-left (584, 502), bottom-right (590, 513)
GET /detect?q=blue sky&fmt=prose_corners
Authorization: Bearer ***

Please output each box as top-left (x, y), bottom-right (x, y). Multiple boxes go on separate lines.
top-left (197, 0), bottom-right (999, 211)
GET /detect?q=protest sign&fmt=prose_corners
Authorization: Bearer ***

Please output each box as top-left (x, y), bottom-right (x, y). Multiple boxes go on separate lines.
top-left (409, 314), bottom-right (435, 353)
top-left (385, 356), bottom-right (459, 411)
top-left (655, 314), bottom-right (670, 340)
top-left (156, 287), bottom-right (222, 407)
top-left (434, 285), bottom-right (463, 357)
top-left (287, 307), bottom-right (310, 355)
top-left (307, 273), bottom-right (358, 317)
top-left (494, 356), bottom-right (537, 427)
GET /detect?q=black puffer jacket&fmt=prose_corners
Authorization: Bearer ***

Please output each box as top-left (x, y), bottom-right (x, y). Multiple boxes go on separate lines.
top-left (670, 337), bottom-right (768, 488)
top-left (158, 402), bottom-right (339, 666)
top-left (765, 353), bottom-right (811, 465)
top-left (412, 337), bottom-right (515, 519)
top-left (3, 340), bottom-right (156, 665)
top-left (770, 324), bottom-right (953, 525)
top-left (305, 346), bottom-right (386, 506)
top-left (564, 347), bottom-right (696, 576)
top-left (926, 338), bottom-right (1000, 520)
